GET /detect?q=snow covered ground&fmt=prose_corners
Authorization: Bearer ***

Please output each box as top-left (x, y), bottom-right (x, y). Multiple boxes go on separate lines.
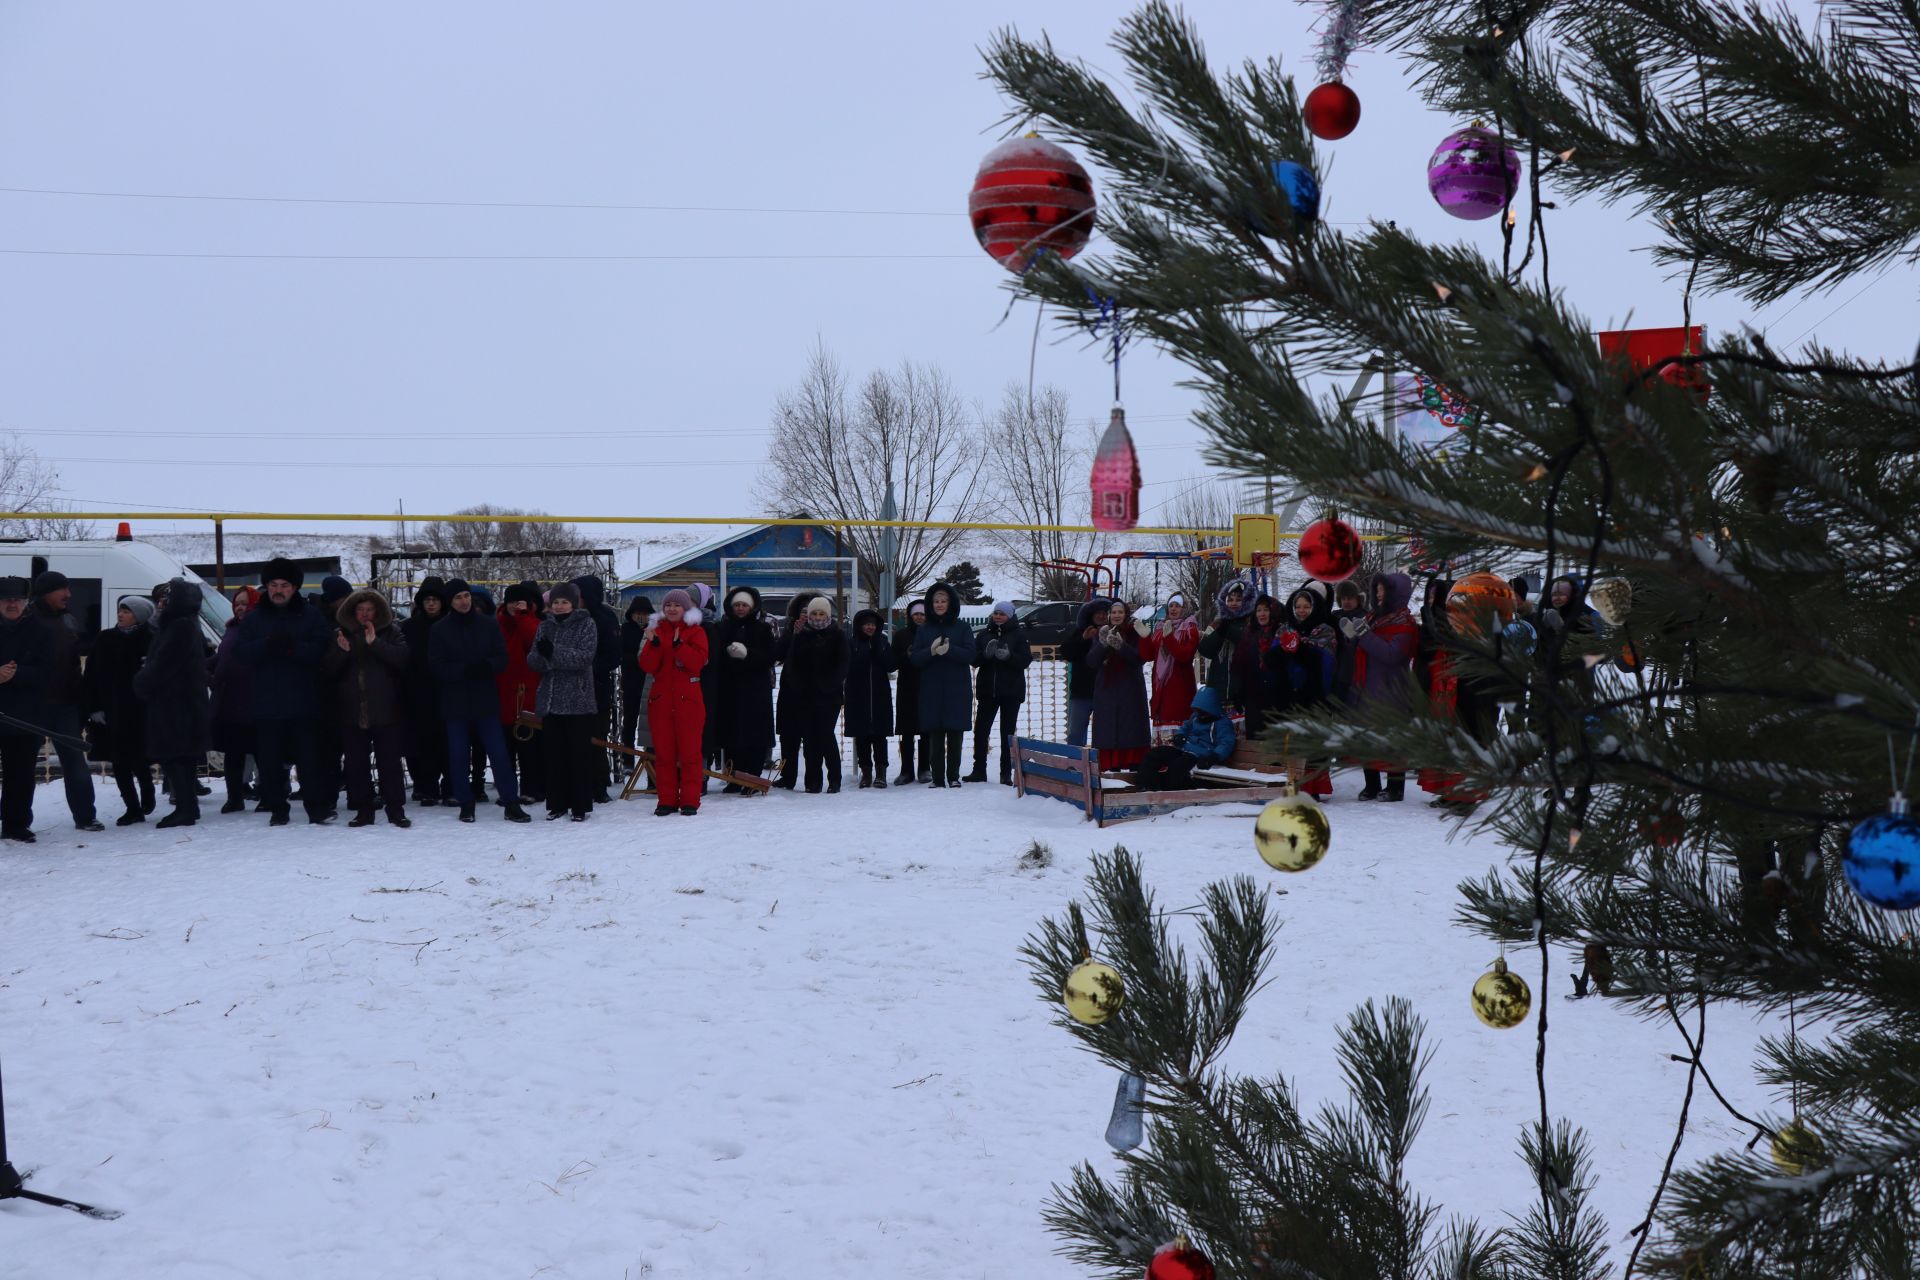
top-left (4, 769), bottom-right (1776, 1278)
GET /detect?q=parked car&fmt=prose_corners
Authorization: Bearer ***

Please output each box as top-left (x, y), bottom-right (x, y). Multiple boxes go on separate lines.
top-left (1015, 600), bottom-right (1081, 650)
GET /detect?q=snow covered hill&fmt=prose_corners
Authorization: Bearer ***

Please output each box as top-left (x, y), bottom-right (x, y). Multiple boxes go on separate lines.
top-left (2, 778), bottom-right (1774, 1277)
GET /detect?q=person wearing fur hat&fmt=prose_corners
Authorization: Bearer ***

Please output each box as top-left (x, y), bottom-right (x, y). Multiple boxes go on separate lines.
top-left (82, 595), bottom-right (157, 824)
top-left (1341, 572), bottom-right (1419, 801)
top-left (210, 585), bottom-right (260, 813)
top-left (497, 581), bottom-right (546, 805)
top-left (0, 576), bottom-right (50, 840)
top-left (428, 579), bottom-right (531, 824)
top-left (1139, 590), bottom-right (1201, 729)
top-left (909, 581), bottom-right (976, 787)
top-left (30, 570), bottom-right (102, 831)
top-left (400, 577), bottom-right (449, 805)
top-left (844, 608), bottom-right (895, 787)
top-left (712, 586), bottom-right (774, 789)
top-left (890, 598), bottom-right (930, 784)
top-left (528, 581), bottom-right (602, 820)
top-left (638, 587), bottom-right (709, 815)
top-left (619, 596), bottom-right (655, 752)
top-left (1060, 598), bottom-right (1110, 749)
top-left (237, 556), bottom-right (338, 826)
top-left (967, 600), bottom-right (1031, 784)
top-left (770, 591), bottom-right (821, 789)
top-left (133, 580), bottom-right (211, 827)
top-left (323, 588), bottom-right (412, 827)
top-left (782, 595), bottom-right (849, 793)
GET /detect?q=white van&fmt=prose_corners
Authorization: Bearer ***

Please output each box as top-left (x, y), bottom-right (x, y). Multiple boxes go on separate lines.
top-left (0, 532), bottom-right (232, 645)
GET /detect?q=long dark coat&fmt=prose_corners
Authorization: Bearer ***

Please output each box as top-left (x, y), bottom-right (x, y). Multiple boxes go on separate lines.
top-left (209, 619), bottom-right (255, 725)
top-left (1085, 624), bottom-right (1151, 752)
top-left (572, 575), bottom-right (622, 717)
top-left (322, 590), bottom-right (410, 729)
top-left (134, 582), bottom-right (211, 761)
top-left (236, 590), bottom-right (332, 721)
top-left (781, 619), bottom-right (849, 724)
top-left (711, 587), bottom-right (775, 757)
top-left (0, 611), bottom-right (49, 730)
top-left (82, 624), bottom-right (151, 760)
top-left (843, 611), bottom-right (896, 738)
top-left (971, 617), bottom-right (1033, 706)
top-left (400, 583), bottom-right (445, 724)
top-left (429, 607), bottom-right (508, 722)
top-left (891, 609), bottom-right (923, 737)
top-left (773, 592), bottom-right (820, 739)
top-left (1060, 599), bottom-right (1110, 700)
top-left (909, 583), bottom-right (976, 733)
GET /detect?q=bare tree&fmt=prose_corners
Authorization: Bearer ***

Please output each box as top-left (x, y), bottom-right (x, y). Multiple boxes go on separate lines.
top-left (980, 383), bottom-right (1105, 600)
top-left (371, 504), bottom-right (606, 587)
top-left (0, 432), bottom-right (93, 538)
top-left (1152, 481), bottom-right (1241, 622)
top-left (757, 345), bottom-right (988, 600)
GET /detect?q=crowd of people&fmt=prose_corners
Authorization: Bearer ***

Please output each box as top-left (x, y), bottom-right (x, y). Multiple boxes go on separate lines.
top-left (0, 557), bottom-right (1589, 842)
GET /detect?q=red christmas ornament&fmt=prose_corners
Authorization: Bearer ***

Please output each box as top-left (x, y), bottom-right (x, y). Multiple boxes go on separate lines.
top-left (1296, 518), bottom-right (1365, 583)
top-left (968, 134), bottom-right (1096, 274)
top-left (1303, 81), bottom-right (1362, 140)
top-left (1090, 405), bottom-right (1142, 531)
top-left (1639, 801), bottom-right (1684, 849)
top-left (1146, 1237), bottom-right (1215, 1280)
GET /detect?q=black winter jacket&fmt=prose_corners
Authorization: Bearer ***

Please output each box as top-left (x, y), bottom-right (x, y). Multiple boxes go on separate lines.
top-left (236, 591), bottom-right (333, 722)
top-left (82, 624), bottom-right (151, 760)
top-left (322, 590), bottom-right (410, 729)
top-left (712, 590), bottom-right (775, 755)
top-left (0, 611), bottom-right (49, 731)
top-left (429, 607), bottom-right (508, 723)
top-left (971, 618), bottom-right (1033, 705)
top-left (781, 619), bottom-right (849, 723)
top-left (134, 582), bottom-right (210, 761)
top-left (843, 611), bottom-right (896, 737)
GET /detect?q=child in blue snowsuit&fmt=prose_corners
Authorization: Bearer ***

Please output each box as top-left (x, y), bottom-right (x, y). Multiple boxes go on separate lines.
top-left (1132, 686), bottom-right (1236, 790)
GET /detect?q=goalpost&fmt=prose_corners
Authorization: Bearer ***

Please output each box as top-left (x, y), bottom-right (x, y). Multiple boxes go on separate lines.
top-left (717, 556), bottom-right (865, 627)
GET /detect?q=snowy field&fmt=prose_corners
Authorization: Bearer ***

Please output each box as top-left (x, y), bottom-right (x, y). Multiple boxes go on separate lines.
top-left (4, 769), bottom-right (1776, 1278)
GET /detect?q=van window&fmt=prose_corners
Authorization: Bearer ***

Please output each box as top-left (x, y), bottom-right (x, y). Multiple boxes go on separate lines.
top-left (65, 577), bottom-right (104, 636)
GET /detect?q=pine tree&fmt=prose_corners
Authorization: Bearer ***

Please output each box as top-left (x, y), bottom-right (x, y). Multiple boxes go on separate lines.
top-left (943, 560), bottom-right (989, 604)
top-left (991, 3), bottom-right (1920, 1275)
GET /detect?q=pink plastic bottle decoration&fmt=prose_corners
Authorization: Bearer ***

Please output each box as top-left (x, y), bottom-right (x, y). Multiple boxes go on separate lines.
top-left (1090, 405), bottom-right (1142, 531)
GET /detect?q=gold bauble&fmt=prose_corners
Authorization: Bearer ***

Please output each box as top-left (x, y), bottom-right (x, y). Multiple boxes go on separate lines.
top-left (1589, 578), bottom-right (1633, 627)
top-left (1471, 957), bottom-right (1532, 1029)
top-left (1063, 960), bottom-right (1125, 1025)
top-left (1254, 793), bottom-right (1331, 872)
top-left (1771, 1121), bottom-right (1826, 1175)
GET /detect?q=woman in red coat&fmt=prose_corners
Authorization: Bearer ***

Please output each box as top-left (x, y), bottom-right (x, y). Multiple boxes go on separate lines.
top-left (497, 582), bottom-right (545, 805)
top-left (1138, 591), bottom-right (1200, 729)
top-left (639, 588), bottom-right (710, 815)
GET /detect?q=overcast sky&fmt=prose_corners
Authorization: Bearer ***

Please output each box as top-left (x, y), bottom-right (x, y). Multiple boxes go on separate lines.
top-left (0, 1), bottom-right (1908, 537)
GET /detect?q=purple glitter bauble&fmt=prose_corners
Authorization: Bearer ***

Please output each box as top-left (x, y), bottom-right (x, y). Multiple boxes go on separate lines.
top-left (1427, 127), bottom-right (1520, 221)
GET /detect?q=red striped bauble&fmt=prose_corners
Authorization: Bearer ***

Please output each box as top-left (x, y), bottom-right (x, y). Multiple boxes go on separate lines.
top-left (968, 134), bottom-right (1096, 274)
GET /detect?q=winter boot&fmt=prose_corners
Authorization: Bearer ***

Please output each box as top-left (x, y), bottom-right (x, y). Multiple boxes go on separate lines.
top-left (826, 780), bottom-right (840, 794)
top-left (1383, 775), bottom-right (1407, 802)
top-left (117, 810), bottom-right (145, 826)
top-left (654, 803), bottom-right (677, 817)
top-left (678, 805), bottom-right (699, 817)
top-left (857, 772), bottom-right (872, 789)
top-left (503, 803), bottom-right (531, 823)
top-left (964, 765), bottom-right (989, 784)
top-left (874, 775), bottom-right (888, 789)
top-left (268, 810), bottom-right (291, 827)
top-left (387, 808), bottom-right (413, 829)
top-left (155, 811), bottom-right (195, 829)
top-left (348, 812), bottom-right (377, 828)
top-left (458, 803), bottom-right (477, 823)
top-left (1358, 769), bottom-right (1383, 801)
top-left (220, 797), bottom-right (245, 815)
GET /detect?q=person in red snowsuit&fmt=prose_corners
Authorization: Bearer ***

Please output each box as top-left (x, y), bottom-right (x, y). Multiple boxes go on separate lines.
top-left (639, 588), bottom-right (710, 815)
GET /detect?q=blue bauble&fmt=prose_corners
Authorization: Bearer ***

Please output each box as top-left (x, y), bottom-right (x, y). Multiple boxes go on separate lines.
top-left (1247, 160), bottom-right (1320, 236)
top-left (1500, 618), bottom-right (1537, 657)
top-left (1844, 808), bottom-right (1920, 911)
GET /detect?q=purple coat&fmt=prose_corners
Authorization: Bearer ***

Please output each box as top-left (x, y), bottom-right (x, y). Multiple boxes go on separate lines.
top-left (208, 619), bottom-right (255, 724)
top-left (1084, 625), bottom-right (1151, 753)
top-left (1352, 572), bottom-right (1419, 712)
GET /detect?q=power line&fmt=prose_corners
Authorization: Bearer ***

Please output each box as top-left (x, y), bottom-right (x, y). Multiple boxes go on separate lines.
top-left (0, 185), bottom-right (958, 218)
top-left (0, 247), bottom-right (978, 263)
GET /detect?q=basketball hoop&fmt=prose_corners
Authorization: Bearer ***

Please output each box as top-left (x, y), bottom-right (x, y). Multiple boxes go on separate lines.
top-left (1251, 550), bottom-right (1283, 569)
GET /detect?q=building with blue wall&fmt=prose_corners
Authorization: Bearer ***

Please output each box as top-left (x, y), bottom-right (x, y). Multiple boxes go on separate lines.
top-left (626, 518), bottom-right (875, 622)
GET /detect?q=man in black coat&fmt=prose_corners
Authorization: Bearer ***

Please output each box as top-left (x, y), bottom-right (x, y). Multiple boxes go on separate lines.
top-left (967, 600), bottom-right (1034, 785)
top-left (572, 574), bottom-right (622, 804)
top-left (0, 576), bottom-right (51, 841)
top-left (82, 595), bottom-right (156, 824)
top-left (324, 588), bottom-right (411, 828)
top-left (30, 571), bottom-right (102, 831)
top-left (844, 608), bottom-right (895, 787)
top-left (134, 579), bottom-right (211, 828)
top-left (711, 586), bottom-right (774, 787)
top-left (428, 579), bottom-right (531, 824)
top-left (400, 577), bottom-right (448, 804)
top-left (237, 557), bottom-right (337, 826)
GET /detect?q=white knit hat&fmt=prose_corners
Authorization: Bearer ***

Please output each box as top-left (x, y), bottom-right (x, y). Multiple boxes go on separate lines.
top-left (806, 596), bottom-right (833, 617)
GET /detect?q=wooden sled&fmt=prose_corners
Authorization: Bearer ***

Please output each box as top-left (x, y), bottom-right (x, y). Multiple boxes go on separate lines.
top-left (1012, 736), bottom-right (1297, 828)
top-left (513, 712), bottom-right (772, 798)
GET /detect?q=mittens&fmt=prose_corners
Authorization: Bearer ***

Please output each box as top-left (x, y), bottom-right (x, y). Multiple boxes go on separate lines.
top-left (931, 636), bottom-right (950, 657)
top-left (727, 641), bottom-right (748, 660)
top-left (1338, 616), bottom-right (1371, 640)
top-left (535, 637), bottom-right (554, 659)
top-left (991, 640), bottom-right (1010, 661)
top-left (1279, 630), bottom-right (1300, 653)
top-left (1133, 618), bottom-right (1151, 638)
top-left (1100, 625), bottom-right (1124, 650)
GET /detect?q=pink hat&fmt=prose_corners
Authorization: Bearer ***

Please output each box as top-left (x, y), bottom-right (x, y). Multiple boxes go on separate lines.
top-left (662, 588), bottom-right (693, 611)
